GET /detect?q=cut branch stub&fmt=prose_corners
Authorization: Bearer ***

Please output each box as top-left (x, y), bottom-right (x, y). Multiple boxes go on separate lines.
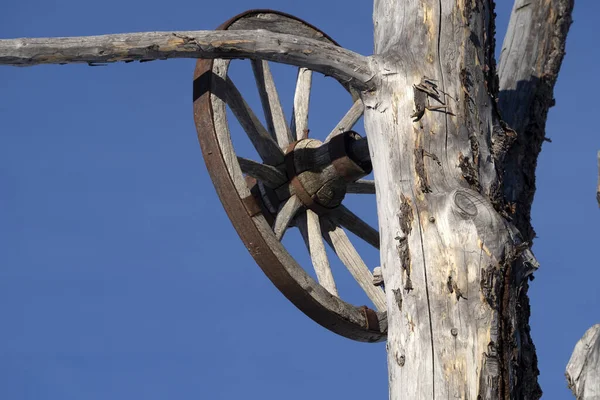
top-left (193, 10), bottom-right (385, 342)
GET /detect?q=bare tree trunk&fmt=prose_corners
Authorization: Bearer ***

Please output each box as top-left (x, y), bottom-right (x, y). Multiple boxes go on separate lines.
top-left (367, 0), bottom-right (571, 398)
top-left (566, 325), bottom-right (600, 400)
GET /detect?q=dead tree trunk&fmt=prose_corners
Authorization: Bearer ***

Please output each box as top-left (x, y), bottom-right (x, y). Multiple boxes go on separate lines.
top-left (367, 0), bottom-right (571, 398)
top-left (566, 325), bottom-right (600, 400)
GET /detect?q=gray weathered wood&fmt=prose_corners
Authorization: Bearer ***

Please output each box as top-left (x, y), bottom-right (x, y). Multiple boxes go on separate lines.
top-left (273, 195), bottom-right (303, 240)
top-left (325, 99), bottom-right (364, 142)
top-left (237, 157), bottom-right (287, 188)
top-left (211, 59), bottom-right (252, 198)
top-left (372, 266), bottom-right (383, 287)
top-left (329, 205), bottom-right (379, 249)
top-left (291, 68), bottom-right (312, 141)
top-left (566, 324), bottom-right (600, 400)
top-left (497, 0), bottom-right (575, 242)
top-left (346, 179), bottom-right (375, 194)
top-left (297, 210), bottom-right (338, 296)
top-left (0, 30), bottom-right (375, 91)
top-left (321, 218), bottom-right (386, 311)
top-left (252, 213), bottom-right (385, 342)
top-left (366, 0), bottom-right (571, 397)
top-left (251, 60), bottom-right (294, 147)
top-left (225, 77), bottom-right (284, 166)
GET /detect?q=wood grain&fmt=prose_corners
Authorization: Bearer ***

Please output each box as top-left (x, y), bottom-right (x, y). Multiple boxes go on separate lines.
top-left (321, 218), bottom-right (386, 311)
top-left (273, 195), bottom-right (303, 240)
top-left (368, 0), bottom-right (550, 398)
top-left (0, 30), bottom-right (375, 91)
top-left (251, 60), bottom-right (294, 147)
top-left (497, 0), bottom-right (574, 242)
top-left (291, 68), bottom-right (312, 141)
top-left (297, 210), bottom-right (338, 296)
top-left (325, 99), bottom-right (364, 142)
top-left (210, 59), bottom-right (252, 198)
top-left (237, 157), bottom-right (287, 188)
top-left (225, 77), bottom-right (284, 166)
top-left (566, 324), bottom-right (600, 400)
top-left (329, 205), bottom-right (379, 249)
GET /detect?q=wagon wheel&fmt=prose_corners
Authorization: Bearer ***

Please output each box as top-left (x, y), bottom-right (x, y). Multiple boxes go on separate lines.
top-left (193, 10), bottom-right (386, 342)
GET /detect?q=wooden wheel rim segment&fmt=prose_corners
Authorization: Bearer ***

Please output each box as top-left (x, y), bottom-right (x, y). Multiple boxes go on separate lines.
top-left (193, 9), bottom-right (386, 342)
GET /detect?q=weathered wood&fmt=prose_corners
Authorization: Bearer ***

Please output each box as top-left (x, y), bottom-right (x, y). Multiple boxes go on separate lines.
top-left (329, 205), bottom-right (379, 249)
top-left (225, 77), bottom-right (284, 166)
top-left (0, 30), bottom-right (375, 91)
top-left (346, 179), bottom-right (375, 194)
top-left (210, 59), bottom-right (252, 198)
top-left (497, 0), bottom-right (575, 242)
top-left (325, 99), bottom-right (364, 142)
top-left (291, 68), bottom-right (312, 141)
top-left (251, 60), bottom-right (294, 147)
top-left (372, 266), bottom-right (383, 287)
top-left (367, 0), bottom-right (553, 398)
top-left (321, 218), bottom-right (386, 311)
top-left (566, 324), bottom-right (600, 400)
top-left (292, 139), bottom-right (348, 209)
top-left (273, 195), bottom-right (303, 240)
top-left (252, 214), bottom-right (386, 342)
top-left (237, 157), bottom-right (287, 188)
top-left (297, 210), bottom-right (338, 296)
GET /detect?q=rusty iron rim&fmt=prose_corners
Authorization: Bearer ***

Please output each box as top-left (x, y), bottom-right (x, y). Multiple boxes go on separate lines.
top-left (192, 10), bottom-right (386, 342)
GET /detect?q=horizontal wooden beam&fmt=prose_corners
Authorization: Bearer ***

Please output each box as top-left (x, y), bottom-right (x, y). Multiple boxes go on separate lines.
top-left (0, 30), bottom-right (375, 91)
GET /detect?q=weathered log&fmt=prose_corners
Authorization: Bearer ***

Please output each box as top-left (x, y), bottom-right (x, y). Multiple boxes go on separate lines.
top-left (0, 30), bottom-right (375, 91)
top-left (367, 0), bottom-right (572, 397)
top-left (497, 0), bottom-right (575, 242)
top-left (566, 324), bottom-right (600, 400)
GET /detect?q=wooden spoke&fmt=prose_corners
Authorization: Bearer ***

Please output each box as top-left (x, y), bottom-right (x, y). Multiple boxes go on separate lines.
top-left (297, 210), bottom-right (338, 296)
top-left (346, 179), bottom-right (376, 194)
top-left (329, 205), bottom-right (379, 249)
top-left (225, 77), bottom-right (284, 166)
top-left (290, 67), bottom-right (312, 141)
top-left (325, 99), bottom-right (364, 142)
top-left (251, 60), bottom-right (294, 148)
top-left (321, 219), bottom-right (386, 311)
top-left (273, 195), bottom-right (303, 241)
top-left (237, 157), bottom-right (287, 188)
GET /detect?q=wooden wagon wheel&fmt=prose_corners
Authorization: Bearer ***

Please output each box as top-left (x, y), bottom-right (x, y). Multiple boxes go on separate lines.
top-left (193, 10), bottom-right (386, 342)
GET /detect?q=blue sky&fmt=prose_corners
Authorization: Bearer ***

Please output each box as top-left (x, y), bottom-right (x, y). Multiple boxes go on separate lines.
top-left (0, 1), bottom-right (598, 399)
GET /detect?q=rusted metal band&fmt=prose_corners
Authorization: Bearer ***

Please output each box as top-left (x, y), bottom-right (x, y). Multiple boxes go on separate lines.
top-left (359, 305), bottom-right (381, 332)
top-left (241, 194), bottom-right (262, 217)
top-left (328, 131), bottom-right (372, 182)
top-left (289, 175), bottom-right (332, 215)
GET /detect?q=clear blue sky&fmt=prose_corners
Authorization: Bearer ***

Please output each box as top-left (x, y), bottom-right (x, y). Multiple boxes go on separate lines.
top-left (0, 1), bottom-right (597, 399)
